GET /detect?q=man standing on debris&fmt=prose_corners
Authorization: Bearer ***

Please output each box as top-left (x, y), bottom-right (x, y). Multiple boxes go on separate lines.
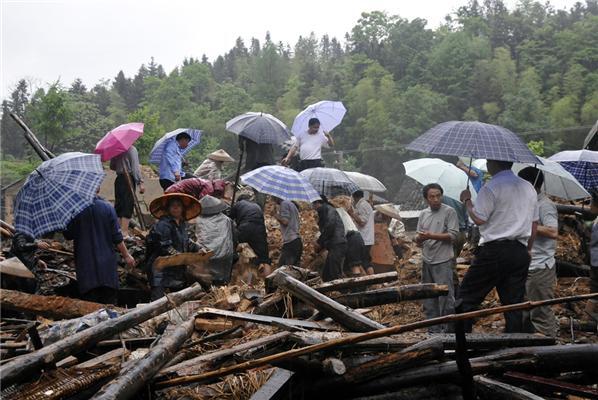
top-left (273, 197), bottom-right (302, 267)
top-left (313, 196), bottom-right (347, 281)
top-left (348, 190), bottom-right (375, 275)
top-left (283, 118), bottom-right (334, 171)
top-left (64, 195), bottom-right (136, 304)
top-left (110, 145), bottom-right (145, 238)
top-left (416, 183), bottom-right (459, 332)
top-left (230, 194), bottom-right (271, 269)
top-left (159, 132), bottom-right (192, 191)
top-left (459, 160), bottom-right (538, 333)
top-left (518, 167), bottom-right (559, 337)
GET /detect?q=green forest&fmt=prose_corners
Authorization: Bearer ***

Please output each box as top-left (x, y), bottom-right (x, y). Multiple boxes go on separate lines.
top-left (1, 0), bottom-right (597, 199)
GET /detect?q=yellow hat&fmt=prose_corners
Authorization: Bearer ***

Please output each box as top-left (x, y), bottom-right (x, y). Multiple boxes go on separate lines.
top-left (208, 149), bottom-right (235, 162)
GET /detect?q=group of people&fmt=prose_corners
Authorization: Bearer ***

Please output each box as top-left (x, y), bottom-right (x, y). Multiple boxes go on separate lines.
top-left (416, 159), bottom-right (598, 336)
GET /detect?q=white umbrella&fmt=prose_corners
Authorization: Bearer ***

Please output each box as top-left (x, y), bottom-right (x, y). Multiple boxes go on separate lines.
top-left (548, 149), bottom-right (598, 163)
top-left (344, 171), bottom-right (387, 193)
top-left (403, 158), bottom-right (478, 201)
top-left (291, 100), bottom-right (346, 135)
top-left (512, 156), bottom-right (590, 200)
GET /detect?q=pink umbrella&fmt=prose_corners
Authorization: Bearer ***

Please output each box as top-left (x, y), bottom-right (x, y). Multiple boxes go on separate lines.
top-left (94, 122), bottom-right (144, 161)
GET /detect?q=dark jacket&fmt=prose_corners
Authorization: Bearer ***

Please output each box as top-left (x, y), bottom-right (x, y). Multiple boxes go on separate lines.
top-left (240, 137), bottom-right (274, 172)
top-left (11, 232), bottom-right (39, 273)
top-left (230, 200), bottom-right (265, 228)
top-left (316, 203), bottom-right (347, 249)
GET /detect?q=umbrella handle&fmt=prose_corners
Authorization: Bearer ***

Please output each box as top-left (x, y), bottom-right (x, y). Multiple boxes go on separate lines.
top-left (231, 146), bottom-right (245, 208)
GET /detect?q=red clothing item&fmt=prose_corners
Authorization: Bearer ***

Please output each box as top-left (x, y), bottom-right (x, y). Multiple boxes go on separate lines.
top-left (165, 178), bottom-right (226, 200)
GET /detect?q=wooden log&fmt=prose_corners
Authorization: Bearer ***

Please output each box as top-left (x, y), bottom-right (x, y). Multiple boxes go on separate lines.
top-left (154, 293), bottom-right (598, 388)
top-left (0, 258), bottom-right (35, 279)
top-left (332, 284), bottom-right (449, 308)
top-left (153, 251), bottom-right (213, 271)
top-left (0, 284), bottom-right (204, 386)
top-left (9, 112), bottom-right (55, 160)
top-left (503, 371), bottom-right (598, 398)
top-left (0, 219), bottom-right (16, 233)
top-left (351, 344), bottom-right (598, 396)
top-left (76, 348), bottom-right (129, 369)
top-left (556, 260), bottom-right (591, 277)
top-left (249, 368), bottom-right (294, 400)
top-left (408, 333), bottom-right (555, 351)
top-left (196, 307), bottom-right (336, 331)
top-left (272, 271), bottom-right (385, 332)
top-left (556, 204), bottom-right (596, 220)
top-left (1, 227), bottom-right (13, 238)
top-left (560, 317), bottom-right (597, 332)
top-left (157, 331), bottom-right (291, 379)
top-left (0, 289), bottom-right (113, 319)
top-left (91, 317), bottom-right (195, 400)
top-left (474, 376), bottom-right (544, 400)
top-left (313, 271), bottom-right (398, 293)
top-left (194, 317), bottom-right (237, 332)
top-left (349, 384), bottom-right (463, 400)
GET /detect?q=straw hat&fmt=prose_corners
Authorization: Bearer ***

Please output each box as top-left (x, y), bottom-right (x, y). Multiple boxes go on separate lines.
top-left (199, 195), bottom-right (228, 216)
top-left (374, 203), bottom-right (401, 220)
top-left (149, 193), bottom-right (202, 220)
top-left (208, 149), bottom-right (235, 162)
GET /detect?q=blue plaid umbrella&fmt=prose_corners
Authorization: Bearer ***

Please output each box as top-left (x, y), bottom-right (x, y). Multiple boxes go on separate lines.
top-left (406, 121), bottom-right (541, 164)
top-left (226, 112), bottom-right (290, 145)
top-left (300, 167), bottom-right (360, 198)
top-left (549, 150), bottom-right (598, 191)
top-left (241, 166), bottom-right (321, 203)
top-left (14, 152), bottom-right (106, 238)
top-left (149, 128), bottom-right (201, 165)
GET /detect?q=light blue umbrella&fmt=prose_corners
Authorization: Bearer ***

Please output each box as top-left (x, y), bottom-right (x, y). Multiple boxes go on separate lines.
top-left (241, 165), bottom-right (321, 203)
top-left (406, 121), bottom-right (541, 164)
top-left (14, 152), bottom-right (106, 238)
top-left (149, 128), bottom-right (201, 165)
top-left (300, 167), bottom-right (359, 198)
top-left (226, 112), bottom-right (290, 145)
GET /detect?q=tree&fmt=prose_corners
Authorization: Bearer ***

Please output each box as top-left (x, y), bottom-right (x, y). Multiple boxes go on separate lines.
top-left (27, 84), bottom-right (74, 152)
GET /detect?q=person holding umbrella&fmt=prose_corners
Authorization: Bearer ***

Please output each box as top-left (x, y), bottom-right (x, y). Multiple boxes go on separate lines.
top-left (110, 146), bottom-right (145, 238)
top-left (283, 118), bottom-right (334, 171)
top-left (158, 132), bottom-right (192, 190)
top-left (517, 167), bottom-right (559, 337)
top-left (458, 160), bottom-right (539, 333)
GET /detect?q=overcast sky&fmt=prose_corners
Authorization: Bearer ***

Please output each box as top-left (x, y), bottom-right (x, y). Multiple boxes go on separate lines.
top-left (1, 0), bottom-right (577, 99)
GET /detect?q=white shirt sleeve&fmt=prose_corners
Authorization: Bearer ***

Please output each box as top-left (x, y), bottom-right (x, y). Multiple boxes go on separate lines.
top-left (472, 186), bottom-right (495, 222)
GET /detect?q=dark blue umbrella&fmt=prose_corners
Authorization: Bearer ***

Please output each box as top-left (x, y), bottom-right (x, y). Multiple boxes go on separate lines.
top-left (14, 152), bottom-right (106, 238)
top-left (406, 121), bottom-right (541, 164)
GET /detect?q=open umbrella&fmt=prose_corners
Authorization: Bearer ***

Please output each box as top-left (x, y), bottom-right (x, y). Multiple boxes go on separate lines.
top-left (403, 158), bottom-right (478, 201)
top-left (406, 121), bottom-right (540, 164)
top-left (241, 166), bottom-right (321, 203)
top-left (344, 171), bottom-right (387, 193)
top-left (549, 150), bottom-right (598, 191)
top-left (512, 156), bottom-right (589, 200)
top-left (94, 122), bottom-right (144, 162)
top-left (14, 153), bottom-right (106, 238)
top-left (149, 128), bottom-right (202, 165)
top-left (291, 100), bottom-right (346, 135)
top-left (300, 167), bottom-right (359, 198)
top-left (226, 112), bottom-right (290, 145)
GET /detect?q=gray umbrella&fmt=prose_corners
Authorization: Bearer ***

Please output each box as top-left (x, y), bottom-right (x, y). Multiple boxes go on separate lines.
top-left (226, 112), bottom-right (291, 145)
top-left (300, 167), bottom-right (360, 198)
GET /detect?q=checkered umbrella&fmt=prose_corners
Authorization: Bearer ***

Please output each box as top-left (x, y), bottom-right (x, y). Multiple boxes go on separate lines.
top-left (300, 167), bottom-right (360, 198)
top-left (344, 171), bottom-right (387, 193)
top-left (14, 152), bottom-right (106, 238)
top-left (406, 121), bottom-right (541, 164)
top-left (226, 112), bottom-right (291, 145)
top-left (549, 150), bottom-right (598, 191)
top-left (149, 128), bottom-right (201, 165)
top-left (241, 166), bottom-right (321, 203)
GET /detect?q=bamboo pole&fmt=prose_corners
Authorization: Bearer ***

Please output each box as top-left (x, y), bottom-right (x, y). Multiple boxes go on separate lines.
top-left (155, 292), bottom-right (598, 388)
top-left (9, 112), bottom-right (55, 160)
top-left (120, 159), bottom-right (146, 231)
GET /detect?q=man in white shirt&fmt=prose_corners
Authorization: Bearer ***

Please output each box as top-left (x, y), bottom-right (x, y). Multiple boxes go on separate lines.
top-left (518, 167), bottom-right (559, 337)
top-left (283, 118), bottom-right (334, 171)
top-left (458, 159), bottom-right (539, 333)
top-left (348, 190), bottom-right (375, 274)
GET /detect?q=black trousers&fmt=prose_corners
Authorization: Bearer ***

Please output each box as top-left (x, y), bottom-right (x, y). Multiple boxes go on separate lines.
top-left (82, 286), bottom-right (118, 305)
top-left (298, 159), bottom-right (324, 171)
top-left (364, 245), bottom-right (372, 268)
top-left (114, 174), bottom-right (135, 218)
top-left (238, 223), bottom-right (271, 265)
top-left (457, 240), bottom-right (530, 333)
top-left (159, 179), bottom-right (175, 191)
top-left (323, 243), bottom-right (347, 282)
top-left (279, 238), bottom-right (303, 267)
top-left (344, 231), bottom-right (365, 272)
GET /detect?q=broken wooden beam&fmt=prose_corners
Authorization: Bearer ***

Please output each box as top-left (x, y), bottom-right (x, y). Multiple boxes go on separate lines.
top-left (9, 112), bottom-right (55, 160)
top-left (196, 307), bottom-right (336, 331)
top-left (91, 317), bottom-right (196, 400)
top-left (76, 348), bottom-right (129, 369)
top-left (332, 284), bottom-right (449, 308)
top-left (502, 371), bottom-right (598, 398)
top-left (560, 317), bottom-right (597, 332)
top-left (474, 376), bottom-right (544, 400)
top-left (0, 258), bottom-right (35, 279)
top-left (272, 271), bottom-right (385, 332)
top-left (313, 271), bottom-right (398, 293)
top-left (154, 292), bottom-right (598, 388)
top-left (0, 284), bottom-right (204, 386)
top-left (0, 289), bottom-right (115, 319)
top-left (249, 368), bottom-right (294, 400)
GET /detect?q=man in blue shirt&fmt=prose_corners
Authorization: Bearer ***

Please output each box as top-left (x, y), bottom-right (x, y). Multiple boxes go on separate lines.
top-left (64, 196), bottom-right (135, 304)
top-left (159, 132), bottom-right (191, 191)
